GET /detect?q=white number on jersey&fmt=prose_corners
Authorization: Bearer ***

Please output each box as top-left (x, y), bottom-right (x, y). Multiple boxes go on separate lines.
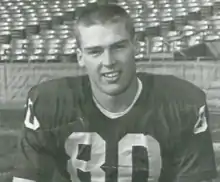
top-left (65, 132), bottom-right (162, 182)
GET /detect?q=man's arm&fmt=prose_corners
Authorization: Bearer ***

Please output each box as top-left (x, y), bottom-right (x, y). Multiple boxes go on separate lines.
top-left (12, 123), bottom-right (56, 182)
top-left (171, 102), bottom-right (217, 182)
top-left (12, 89), bottom-right (56, 182)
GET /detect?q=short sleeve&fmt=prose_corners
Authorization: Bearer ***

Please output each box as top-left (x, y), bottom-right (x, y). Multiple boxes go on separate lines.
top-left (171, 103), bottom-right (217, 182)
top-left (13, 88), bottom-right (57, 182)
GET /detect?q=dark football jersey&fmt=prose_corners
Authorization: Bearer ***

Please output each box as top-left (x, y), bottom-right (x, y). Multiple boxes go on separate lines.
top-left (13, 73), bottom-right (217, 182)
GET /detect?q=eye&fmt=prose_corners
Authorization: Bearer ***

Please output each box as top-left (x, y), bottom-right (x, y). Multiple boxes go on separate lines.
top-left (88, 49), bottom-right (103, 56)
top-left (112, 44), bottom-right (126, 50)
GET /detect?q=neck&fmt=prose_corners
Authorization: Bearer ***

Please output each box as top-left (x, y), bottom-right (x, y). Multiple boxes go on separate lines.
top-left (92, 76), bottom-right (139, 113)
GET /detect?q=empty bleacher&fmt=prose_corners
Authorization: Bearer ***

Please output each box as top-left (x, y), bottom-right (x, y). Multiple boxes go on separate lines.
top-left (0, 0), bottom-right (220, 62)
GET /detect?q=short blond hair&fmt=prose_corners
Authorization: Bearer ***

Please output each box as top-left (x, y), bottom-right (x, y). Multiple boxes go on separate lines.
top-left (74, 4), bottom-right (135, 48)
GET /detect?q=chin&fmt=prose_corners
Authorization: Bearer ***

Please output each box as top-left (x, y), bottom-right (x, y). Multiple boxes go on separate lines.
top-left (102, 84), bottom-right (128, 96)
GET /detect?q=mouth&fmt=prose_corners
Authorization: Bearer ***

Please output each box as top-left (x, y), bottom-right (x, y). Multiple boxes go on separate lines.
top-left (102, 71), bottom-right (121, 82)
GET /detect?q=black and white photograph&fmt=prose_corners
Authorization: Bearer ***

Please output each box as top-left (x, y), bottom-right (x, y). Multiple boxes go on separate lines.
top-left (0, 0), bottom-right (219, 182)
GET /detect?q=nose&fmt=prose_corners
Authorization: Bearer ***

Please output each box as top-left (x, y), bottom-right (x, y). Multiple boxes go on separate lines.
top-left (102, 49), bottom-right (116, 67)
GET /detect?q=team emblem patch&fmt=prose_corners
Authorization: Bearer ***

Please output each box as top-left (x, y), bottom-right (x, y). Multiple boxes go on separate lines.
top-left (24, 98), bottom-right (40, 130)
top-left (193, 105), bottom-right (208, 134)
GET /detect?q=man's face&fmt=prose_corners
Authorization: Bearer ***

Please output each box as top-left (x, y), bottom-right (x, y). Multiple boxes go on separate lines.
top-left (77, 22), bottom-right (137, 96)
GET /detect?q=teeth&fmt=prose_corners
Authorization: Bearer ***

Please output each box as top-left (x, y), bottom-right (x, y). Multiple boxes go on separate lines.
top-left (104, 72), bottom-right (119, 78)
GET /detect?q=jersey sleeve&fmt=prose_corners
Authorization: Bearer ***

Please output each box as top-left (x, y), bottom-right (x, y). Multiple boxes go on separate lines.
top-left (171, 98), bottom-right (217, 182)
top-left (13, 87), bottom-right (58, 182)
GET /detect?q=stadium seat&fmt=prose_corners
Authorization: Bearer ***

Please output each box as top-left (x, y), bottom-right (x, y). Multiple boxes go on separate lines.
top-left (26, 18), bottom-right (40, 36)
top-left (149, 36), bottom-right (165, 53)
top-left (11, 24), bottom-right (26, 39)
top-left (11, 39), bottom-right (28, 50)
top-left (211, 15), bottom-right (220, 33)
top-left (11, 48), bottom-right (28, 62)
top-left (0, 31), bottom-right (11, 44)
top-left (60, 48), bottom-right (77, 63)
top-left (28, 48), bottom-right (45, 63)
top-left (0, 0), bottom-right (219, 61)
top-left (28, 36), bottom-right (44, 50)
top-left (200, 1), bottom-right (213, 18)
top-left (188, 7), bottom-right (201, 21)
top-left (167, 31), bottom-right (187, 52)
top-left (146, 21), bottom-right (161, 37)
top-left (0, 44), bottom-right (10, 62)
top-left (174, 11), bottom-right (188, 29)
top-left (39, 16), bottom-right (53, 31)
top-left (213, 0), bottom-right (220, 14)
top-left (160, 16), bottom-right (175, 36)
top-left (196, 20), bottom-right (211, 33)
top-left (45, 38), bottom-right (62, 49)
top-left (44, 49), bottom-right (60, 62)
top-left (63, 7), bottom-right (76, 22)
top-left (135, 41), bottom-right (147, 60)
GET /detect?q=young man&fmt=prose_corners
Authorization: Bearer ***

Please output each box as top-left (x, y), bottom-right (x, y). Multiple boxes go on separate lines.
top-left (13, 4), bottom-right (217, 182)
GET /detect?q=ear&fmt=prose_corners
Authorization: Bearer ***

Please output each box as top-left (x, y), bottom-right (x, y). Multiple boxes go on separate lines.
top-left (76, 48), bottom-right (85, 67)
top-left (132, 34), bottom-right (139, 54)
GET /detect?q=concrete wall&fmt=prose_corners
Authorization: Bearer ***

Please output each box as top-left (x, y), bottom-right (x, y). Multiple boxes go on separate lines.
top-left (1, 61), bottom-right (220, 181)
top-left (0, 61), bottom-right (219, 110)
top-left (136, 61), bottom-right (220, 112)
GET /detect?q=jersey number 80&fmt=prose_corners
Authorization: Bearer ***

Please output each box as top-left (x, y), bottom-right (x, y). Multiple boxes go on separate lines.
top-left (65, 132), bottom-right (162, 182)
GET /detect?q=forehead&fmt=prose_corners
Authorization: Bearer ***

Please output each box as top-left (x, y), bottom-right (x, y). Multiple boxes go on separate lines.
top-left (78, 22), bottom-right (131, 48)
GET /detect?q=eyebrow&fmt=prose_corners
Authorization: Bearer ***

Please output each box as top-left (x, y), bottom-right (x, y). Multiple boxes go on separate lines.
top-left (84, 39), bottom-right (129, 51)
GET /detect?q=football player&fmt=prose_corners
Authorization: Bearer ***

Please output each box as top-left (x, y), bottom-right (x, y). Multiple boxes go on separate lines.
top-left (13, 4), bottom-right (217, 182)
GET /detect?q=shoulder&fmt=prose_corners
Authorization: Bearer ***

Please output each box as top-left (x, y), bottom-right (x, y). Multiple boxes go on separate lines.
top-left (29, 76), bottom-right (85, 95)
top-left (156, 74), bottom-right (205, 104)
top-left (150, 73), bottom-right (207, 121)
top-left (28, 76), bottom-right (88, 102)
top-left (24, 76), bottom-right (89, 130)
top-left (139, 72), bottom-right (206, 105)
top-left (138, 73), bottom-right (207, 137)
